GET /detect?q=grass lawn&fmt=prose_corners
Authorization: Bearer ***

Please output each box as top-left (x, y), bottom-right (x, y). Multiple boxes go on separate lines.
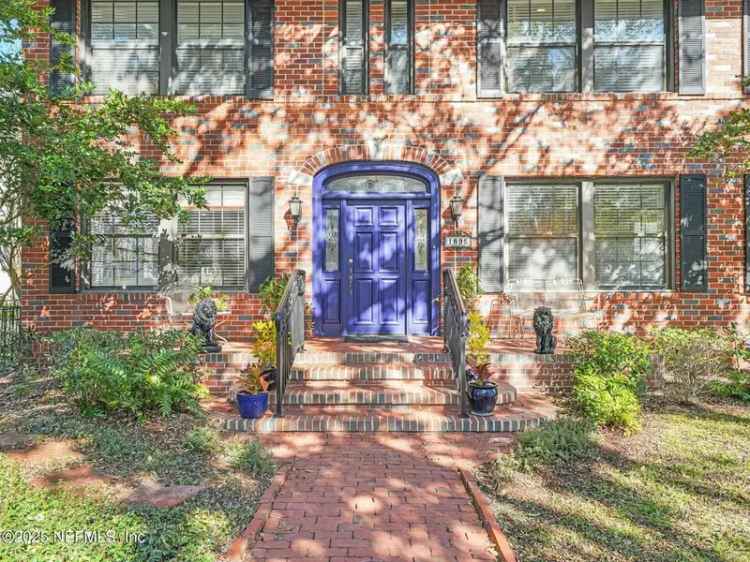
top-left (0, 366), bottom-right (272, 562)
top-left (480, 399), bottom-right (750, 562)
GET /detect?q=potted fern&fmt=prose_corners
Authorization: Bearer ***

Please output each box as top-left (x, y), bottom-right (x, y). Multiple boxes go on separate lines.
top-left (236, 362), bottom-right (269, 419)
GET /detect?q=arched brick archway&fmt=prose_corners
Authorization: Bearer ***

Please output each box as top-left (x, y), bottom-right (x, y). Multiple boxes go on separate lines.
top-left (286, 142), bottom-right (465, 189)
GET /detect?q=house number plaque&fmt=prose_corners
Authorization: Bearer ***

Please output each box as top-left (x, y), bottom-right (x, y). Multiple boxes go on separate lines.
top-left (445, 236), bottom-right (472, 249)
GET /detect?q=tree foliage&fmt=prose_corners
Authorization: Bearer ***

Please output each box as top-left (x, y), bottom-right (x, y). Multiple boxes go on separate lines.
top-left (0, 0), bottom-right (206, 300)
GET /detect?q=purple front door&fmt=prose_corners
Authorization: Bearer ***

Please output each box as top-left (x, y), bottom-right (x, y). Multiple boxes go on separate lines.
top-left (344, 201), bottom-right (407, 335)
top-left (313, 163), bottom-right (439, 337)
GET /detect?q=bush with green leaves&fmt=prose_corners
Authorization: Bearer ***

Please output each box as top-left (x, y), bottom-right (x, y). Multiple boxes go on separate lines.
top-left (183, 427), bottom-right (221, 454)
top-left (467, 310), bottom-right (491, 367)
top-left (227, 440), bottom-right (276, 479)
top-left (567, 331), bottom-right (652, 432)
top-left (650, 327), bottom-right (734, 403)
top-left (251, 320), bottom-right (277, 368)
top-left (49, 328), bottom-right (207, 419)
top-left (258, 275), bottom-right (289, 314)
top-left (710, 370), bottom-right (750, 402)
top-left (483, 417), bottom-right (596, 491)
top-left (456, 264), bottom-right (479, 309)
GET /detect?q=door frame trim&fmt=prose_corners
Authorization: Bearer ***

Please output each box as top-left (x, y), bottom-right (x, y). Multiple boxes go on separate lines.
top-left (312, 160), bottom-right (441, 337)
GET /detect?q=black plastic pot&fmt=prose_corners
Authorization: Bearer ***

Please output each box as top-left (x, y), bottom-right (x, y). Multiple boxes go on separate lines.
top-left (468, 380), bottom-right (498, 416)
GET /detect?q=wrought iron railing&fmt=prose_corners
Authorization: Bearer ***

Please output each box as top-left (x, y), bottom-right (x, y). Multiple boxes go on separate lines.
top-left (274, 270), bottom-right (306, 417)
top-left (443, 269), bottom-right (470, 417)
top-left (0, 305), bottom-right (25, 369)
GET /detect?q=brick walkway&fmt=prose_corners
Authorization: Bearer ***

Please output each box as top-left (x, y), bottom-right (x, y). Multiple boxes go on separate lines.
top-left (247, 433), bottom-right (512, 561)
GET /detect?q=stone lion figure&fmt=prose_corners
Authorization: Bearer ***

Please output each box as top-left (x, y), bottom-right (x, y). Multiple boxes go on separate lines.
top-left (191, 298), bottom-right (221, 352)
top-left (533, 306), bottom-right (557, 355)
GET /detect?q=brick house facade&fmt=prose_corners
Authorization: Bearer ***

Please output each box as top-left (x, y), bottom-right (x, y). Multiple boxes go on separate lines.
top-left (20, 0), bottom-right (750, 342)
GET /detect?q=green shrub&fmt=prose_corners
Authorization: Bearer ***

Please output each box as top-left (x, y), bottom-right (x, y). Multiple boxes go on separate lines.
top-left (227, 440), bottom-right (275, 479)
top-left (573, 366), bottom-right (641, 433)
top-left (467, 310), bottom-right (491, 366)
top-left (187, 286), bottom-right (229, 312)
top-left (568, 331), bottom-right (651, 432)
top-left (710, 370), bottom-right (750, 402)
top-left (456, 264), bottom-right (479, 309)
top-left (251, 320), bottom-right (276, 368)
top-left (49, 328), bottom-right (207, 419)
top-left (483, 418), bottom-right (596, 490)
top-left (183, 427), bottom-right (221, 454)
top-left (650, 327), bottom-right (734, 403)
top-left (258, 275), bottom-right (289, 314)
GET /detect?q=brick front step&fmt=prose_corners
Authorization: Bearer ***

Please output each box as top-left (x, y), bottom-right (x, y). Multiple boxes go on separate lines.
top-left (267, 381), bottom-right (517, 406)
top-left (289, 364), bottom-right (455, 382)
top-left (294, 351), bottom-right (450, 365)
top-left (216, 396), bottom-right (556, 433)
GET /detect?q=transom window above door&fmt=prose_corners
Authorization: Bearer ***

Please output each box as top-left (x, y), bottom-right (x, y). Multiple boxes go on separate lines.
top-left (326, 174), bottom-right (428, 193)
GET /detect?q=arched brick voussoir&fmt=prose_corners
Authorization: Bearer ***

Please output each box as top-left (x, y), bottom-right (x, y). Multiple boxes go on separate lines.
top-left (287, 142), bottom-right (465, 188)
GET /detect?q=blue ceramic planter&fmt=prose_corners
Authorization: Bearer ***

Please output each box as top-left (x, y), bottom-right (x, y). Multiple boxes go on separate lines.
top-left (236, 391), bottom-right (269, 419)
top-left (468, 381), bottom-right (498, 416)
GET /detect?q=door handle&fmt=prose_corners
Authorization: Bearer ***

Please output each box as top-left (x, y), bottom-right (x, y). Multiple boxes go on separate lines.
top-left (347, 258), bottom-right (354, 293)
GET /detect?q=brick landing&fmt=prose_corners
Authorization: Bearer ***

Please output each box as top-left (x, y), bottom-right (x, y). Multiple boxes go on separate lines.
top-left (238, 433), bottom-right (511, 561)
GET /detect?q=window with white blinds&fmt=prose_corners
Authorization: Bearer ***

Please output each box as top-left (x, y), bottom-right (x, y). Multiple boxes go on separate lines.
top-left (174, 0), bottom-right (246, 95)
top-left (593, 0), bottom-right (666, 91)
top-left (506, 184), bottom-right (580, 289)
top-left (341, 0), bottom-right (367, 94)
top-left (177, 184), bottom-right (247, 288)
top-left (594, 183), bottom-right (667, 289)
top-left (506, 0), bottom-right (577, 92)
top-left (89, 0), bottom-right (160, 94)
top-left (89, 213), bottom-right (160, 288)
top-left (385, 0), bottom-right (412, 94)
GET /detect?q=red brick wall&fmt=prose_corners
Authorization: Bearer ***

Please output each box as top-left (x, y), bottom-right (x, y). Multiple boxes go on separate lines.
top-left (20, 0), bottom-right (750, 340)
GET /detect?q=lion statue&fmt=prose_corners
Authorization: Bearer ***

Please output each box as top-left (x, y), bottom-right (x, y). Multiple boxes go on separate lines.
top-left (533, 306), bottom-right (557, 355)
top-left (191, 298), bottom-right (221, 352)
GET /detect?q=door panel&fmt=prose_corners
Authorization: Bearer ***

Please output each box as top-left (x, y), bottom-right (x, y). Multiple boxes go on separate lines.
top-left (345, 201), bottom-right (407, 335)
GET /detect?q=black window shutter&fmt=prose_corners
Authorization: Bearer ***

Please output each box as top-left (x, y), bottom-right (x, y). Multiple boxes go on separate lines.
top-left (248, 177), bottom-right (275, 292)
top-left (49, 0), bottom-right (76, 96)
top-left (341, 0), bottom-right (367, 95)
top-left (678, 0), bottom-right (705, 95)
top-left (680, 174), bottom-right (707, 291)
top-left (477, 0), bottom-right (503, 97)
top-left (478, 175), bottom-right (504, 292)
top-left (49, 219), bottom-right (77, 293)
top-left (248, 0), bottom-right (274, 99)
top-left (746, 176), bottom-right (750, 292)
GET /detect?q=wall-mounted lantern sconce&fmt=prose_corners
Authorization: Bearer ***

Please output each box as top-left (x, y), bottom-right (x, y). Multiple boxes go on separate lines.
top-left (289, 194), bottom-right (302, 227)
top-left (449, 195), bottom-right (463, 226)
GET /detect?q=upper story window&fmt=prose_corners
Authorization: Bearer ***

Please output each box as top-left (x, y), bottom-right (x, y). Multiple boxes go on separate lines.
top-left (175, 0), bottom-right (245, 95)
top-left (82, 0), bottom-right (274, 97)
top-left (89, 0), bottom-right (160, 95)
top-left (478, 0), bottom-right (676, 96)
top-left (593, 0), bottom-right (666, 92)
top-left (506, 0), bottom-right (577, 93)
top-left (385, 0), bottom-right (413, 94)
top-left (341, 0), bottom-right (367, 94)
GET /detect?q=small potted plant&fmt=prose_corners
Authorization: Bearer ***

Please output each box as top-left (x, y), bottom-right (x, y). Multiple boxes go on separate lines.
top-left (236, 362), bottom-right (269, 419)
top-left (466, 311), bottom-right (498, 416)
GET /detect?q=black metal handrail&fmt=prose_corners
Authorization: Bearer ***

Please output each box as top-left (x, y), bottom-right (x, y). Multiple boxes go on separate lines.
top-left (274, 270), bottom-right (306, 417)
top-left (443, 269), bottom-right (470, 417)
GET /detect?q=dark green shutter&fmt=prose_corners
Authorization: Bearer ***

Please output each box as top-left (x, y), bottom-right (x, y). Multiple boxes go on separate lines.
top-left (680, 174), bottom-right (707, 291)
top-left (477, 0), bottom-right (503, 97)
top-left (478, 175), bottom-right (504, 292)
top-left (49, 220), bottom-right (76, 293)
top-left (746, 176), bottom-right (750, 292)
top-left (248, 0), bottom-right (274, 98)
top-left (341, 0), bottom-right (366, 94)
top-left (49, 0), bottom-right (76, 96)
top-left (678, 0), bottom-right (705, 95)
top-left (248, 177), bottom-right (275, 292)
